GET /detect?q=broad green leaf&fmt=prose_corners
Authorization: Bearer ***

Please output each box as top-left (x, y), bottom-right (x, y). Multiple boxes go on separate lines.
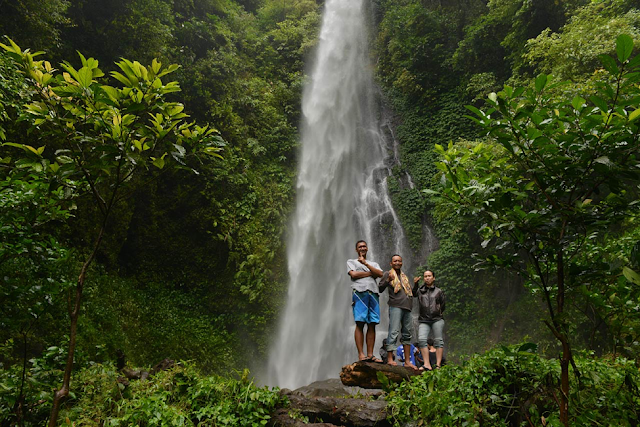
top-left (77, 66), bottom-right (93, 88)
top-left (172, 143), bottom-right (186, 157)
top-left (169, 104), bottom-right (185, 117)
top-left (629, 108), bottom-right (640, 121)
top-left (156, 63), bottom-right (180, 79)
top-left (599, 54), bottom-right (619, 75)
top-left (627, 54), bottom-right (640, 69)
top-left (151, 58), bottom-right (161, 75)
top-left (465, 104), bottom-right (484, 118)
top-left (594, 156), bottom-right (613, 168)
top-left (0, 37), bottom-right (22, 54)
top-left (117, 59), bottom-right (140, 85)
top-left (56, 155), bottom-right (73, 164)
top-left (623, 266), bottom-right (640, 286)
top-left (110, 71), bottom-right (131, 87)
top-left (590, 95), bottom-right (608, 112)
top-left (571, 96), bottom-right (586, 110)
top-left (3, 142), bottom-right (26, 149)
top-left (616, 34), bottom-right (634, 63)
top-left (78, 51), bottom-right (88, 66)
top-left (375, 371), bottom-right (390, 389)
top-left (517, 342), bottom-right (538, 353)
top-left (161, 81), bottom-right (181, 94)
top-left (152, 155), bottom-right (166, 169)
top-left (534, 74), bottom-right (548, 93)
top-left (3, 142), bottom-right (43, 156)
top-left (101, 85), bottom-right (120, 102)
top-left (52, 85), bottom-right (83, 97)
top-left (499, 139), bottom-right (514, 154)
top-left (61, 62), bottom-right (81, 83)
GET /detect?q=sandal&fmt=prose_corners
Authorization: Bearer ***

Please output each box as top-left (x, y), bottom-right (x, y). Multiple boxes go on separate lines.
top-left (359, 356), bottom-right (383, 363)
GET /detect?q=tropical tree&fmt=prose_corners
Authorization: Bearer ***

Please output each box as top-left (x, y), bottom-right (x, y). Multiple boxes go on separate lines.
top-left (431, 35), bottom-right (640, 425)
top-left (0, 38), bottom-right (223, 426)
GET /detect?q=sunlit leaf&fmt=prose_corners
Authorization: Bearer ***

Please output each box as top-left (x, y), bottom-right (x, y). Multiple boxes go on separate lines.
top-left (623, 266), bottom-right (640, 286)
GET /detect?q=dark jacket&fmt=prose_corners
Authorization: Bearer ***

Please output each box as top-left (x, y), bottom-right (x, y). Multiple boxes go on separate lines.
top-left (416, 284), bottom-right (445, 322)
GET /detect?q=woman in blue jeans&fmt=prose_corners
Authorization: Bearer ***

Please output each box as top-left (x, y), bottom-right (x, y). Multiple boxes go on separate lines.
top-left (413, 270), bottom-right (446, 371)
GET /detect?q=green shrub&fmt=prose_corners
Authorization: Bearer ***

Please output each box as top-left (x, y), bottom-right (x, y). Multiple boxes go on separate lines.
top-left (385, 343), bottom-right (640, 426)
top-left (61, 362), bottom-right (284, 426)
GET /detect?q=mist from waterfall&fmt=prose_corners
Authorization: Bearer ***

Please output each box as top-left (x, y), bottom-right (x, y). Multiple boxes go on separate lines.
top-left (265, 0), bottom-right (419, 390)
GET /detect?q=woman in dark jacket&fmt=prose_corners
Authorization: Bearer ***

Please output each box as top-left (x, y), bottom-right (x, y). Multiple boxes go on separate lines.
top-left (412, 270), bottom-right (445, 370)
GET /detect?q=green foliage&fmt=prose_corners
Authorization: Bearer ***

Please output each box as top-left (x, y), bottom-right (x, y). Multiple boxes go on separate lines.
top-left (432, 35), bottom-right (640, 423)
top-left (520, 0), bottom-right (640, 81)
top-left (0, 176), bottom-right (75, 401)
top-left (60, 363), bottom-right (284, 426)
top-left (385, 343), bottom-right (640, 426)
top-left (375, 0), bottom-right (462, 103)
top-left (0, 359), bottom-right (285, 426)
top-left (453, 0), bottom-right (577, 81)
top-left (568, 222), bottom-right (640, 358)
top-left (0, 38), bottom-right (225, 423)
top-left (80, 273), bottom-right (237, 372)
top-left (0, 0), bottom-right (70, 52)
top-left (0, 177), bottom-right (72, 264)
top-left (436, 37), bottom-right (640, 284)
top-left (374, 0), bottom-right (640, 367)
top-left (387, 179), bottom-right (425, 250)
top-left (60, 0), bottom-right (178, 66)
top-left (0, 51), bottom-right (29, 143)
top-left (425, 232), bottom-right (473, 316)
top-left (256, 0), bottom-right (318, 29)
top-left (0, 344), bottom-right (72, 426)
top-left (1, 39), bottom-right (221, 175)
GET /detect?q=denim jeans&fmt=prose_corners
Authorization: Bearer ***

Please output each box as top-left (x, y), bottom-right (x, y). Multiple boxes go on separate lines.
top-left (418, 319), bottom-right (444, 348)
top-left (386, 306), bottom-right (413, 351)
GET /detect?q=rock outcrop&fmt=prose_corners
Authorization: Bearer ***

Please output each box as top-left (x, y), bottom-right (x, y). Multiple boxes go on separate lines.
top-left (270, 391), bottom-right (389, 427)
top-left (270, 361), bottom-right (421, 426)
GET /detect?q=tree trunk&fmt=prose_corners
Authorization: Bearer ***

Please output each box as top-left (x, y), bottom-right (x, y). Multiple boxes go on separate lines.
top-left (556, 249), bottom-right (569, 427)
top-left (340, 360), bottom-right (420, 388)
top-left (48, 226), bottom-right (105, 427)
top-left (559, 337), bottom-right (570, 426)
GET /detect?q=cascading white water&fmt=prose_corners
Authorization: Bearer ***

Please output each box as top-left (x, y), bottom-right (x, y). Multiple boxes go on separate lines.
top-left (265, 0), bottom-right (415, 390)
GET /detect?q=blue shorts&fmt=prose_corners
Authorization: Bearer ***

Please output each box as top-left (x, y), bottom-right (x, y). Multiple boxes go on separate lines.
top-left (352, 290), bottom-right (380, 324)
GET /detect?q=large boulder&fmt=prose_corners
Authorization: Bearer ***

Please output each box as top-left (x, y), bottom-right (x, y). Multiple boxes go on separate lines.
top-left (270, 390), bottom-right (390, 427)
top-left (291, 378), bottom-right (382, 398)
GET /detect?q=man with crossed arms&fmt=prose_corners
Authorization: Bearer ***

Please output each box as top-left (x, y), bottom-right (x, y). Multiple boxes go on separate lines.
top-left (347, 240), bottom-right (384, 362)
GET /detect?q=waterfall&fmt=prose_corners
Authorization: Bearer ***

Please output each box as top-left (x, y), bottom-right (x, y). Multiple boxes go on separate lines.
top-left (265, 0), bottom-right (417, 390)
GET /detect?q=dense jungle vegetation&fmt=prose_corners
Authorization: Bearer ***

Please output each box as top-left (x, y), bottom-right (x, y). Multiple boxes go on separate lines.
top-left (1, 0), bottom-right (640, 425)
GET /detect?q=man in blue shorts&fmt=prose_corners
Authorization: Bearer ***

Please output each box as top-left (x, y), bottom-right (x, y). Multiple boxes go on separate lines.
top-left (347, 240), bottom-right (383, 362)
